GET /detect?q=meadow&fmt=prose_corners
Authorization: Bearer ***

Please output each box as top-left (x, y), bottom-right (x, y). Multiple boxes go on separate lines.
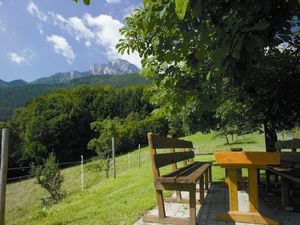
top-left (6, 132), bottom-right (266, 225)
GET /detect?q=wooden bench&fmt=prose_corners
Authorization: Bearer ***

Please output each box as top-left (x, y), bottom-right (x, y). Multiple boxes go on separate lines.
top-left (266, 139), bottom-right (300, 210)
top-left (143, 133), bottom-right (212, 225)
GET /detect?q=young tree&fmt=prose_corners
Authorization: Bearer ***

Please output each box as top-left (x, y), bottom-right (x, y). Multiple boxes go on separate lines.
top-left (31, 152), bottom-right (65, 206)
top-left (88, 118), bottom-right (123, 177)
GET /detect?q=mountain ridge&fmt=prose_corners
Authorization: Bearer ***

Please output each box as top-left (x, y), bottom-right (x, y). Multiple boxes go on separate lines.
top-left (0, 59), bottom-right (140, 86)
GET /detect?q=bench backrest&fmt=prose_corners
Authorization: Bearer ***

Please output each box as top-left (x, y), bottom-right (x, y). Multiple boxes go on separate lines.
top-left (147, 132), bottom-right (194, 178)
top-left (275, 139), bottom-right (300, 152)
top-left (275, 139), bottom-right (300, 164)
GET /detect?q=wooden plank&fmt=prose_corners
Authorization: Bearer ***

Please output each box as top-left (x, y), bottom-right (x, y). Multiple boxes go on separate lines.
top-left (156, 162), bottom-right (202, 183)
top-left (147, 132), bottom-right (160, 178)
top-left (214, 151), bottom-right (280, 167)
top-left (155, 190), bottom-right (166, 218)
top-left (154, 151), bottom-right (194, 168)
top-left (199, 175), bottom-right (204, 204)
top-left (275, 139), bottom-right (300, 151)
top-left (0, 129), bottom-right (9, 225)
top-left (204, 170), bottom-right (209, 190)
top-left (143, 215), bottom-right (190, 225)
top-left (149, 133), bottom-right (193, 149)
top-left (165, 197), bottom-right (203, 205)
top-left (209, 166), bottom-right (212, 183)
top-left (248, 168), bottom-right (259, 212)
top-left (227, 169), bottom-right (238, 211)
top-left (169, 147), bottom-right (182, 201)
top-left (155, 182), bottom-right (195, 191)
top-left (216, 211), bottom-right (279, 225)
top-left (280, 152), bottom-right (300, 163)
top-left (189, 190), bottom-right (197, 225)
top-left (281, 178), bottom-right (291, 209)
top-left (267, 167), bottom-right (300, 183)
top-left (176, 163), bottom-right (211, 184)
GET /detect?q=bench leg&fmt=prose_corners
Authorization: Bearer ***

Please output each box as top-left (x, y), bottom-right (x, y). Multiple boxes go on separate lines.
top-left (155, 190), bottom-right (166, 218)
top-left (199, 175), bottom-right (205, 204)
top-left (265, 170), bottom-right (271, 193)
top-left (281, 178), bottom-right (292, 210)
top-left (176, 191), bottom-right (182, 202)
top-left (205, 170), bottom-right (209, 190)
top-left (190, 189), bottom-right (197, 225)
top-left (209, 166), bottom-right (212, 184)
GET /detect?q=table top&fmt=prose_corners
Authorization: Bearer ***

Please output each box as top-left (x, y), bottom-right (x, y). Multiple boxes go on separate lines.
top-left (214, 151), bottom-right (280, 168)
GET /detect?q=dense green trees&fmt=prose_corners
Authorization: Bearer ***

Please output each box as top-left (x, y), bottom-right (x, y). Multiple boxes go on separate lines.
top-left (7, 85), bottom-right (167, 174)
top-left (117, 0), bottom-right (300, 151)
top-left (0, 74), bottom-right (149, 121)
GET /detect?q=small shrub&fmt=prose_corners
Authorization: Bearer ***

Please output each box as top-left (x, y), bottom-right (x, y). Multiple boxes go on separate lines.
top-left (31, 152), bottom-right (65, 206)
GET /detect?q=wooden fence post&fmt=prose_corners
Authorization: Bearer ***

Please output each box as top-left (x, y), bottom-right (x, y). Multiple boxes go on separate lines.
top-left (0, 129), bottom-right (9, 225)
top-left (112, 137), bottom-right (116, 178)
top-left (81, 155), bottom-right (84, 191)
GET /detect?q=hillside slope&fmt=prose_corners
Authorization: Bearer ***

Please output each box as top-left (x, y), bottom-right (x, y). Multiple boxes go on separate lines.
top-left (6, 132), bottom-right (265, 225)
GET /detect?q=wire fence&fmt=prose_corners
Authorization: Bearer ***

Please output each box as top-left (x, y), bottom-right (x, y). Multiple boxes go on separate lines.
top-left (6, 146), bottom-right (151, 188)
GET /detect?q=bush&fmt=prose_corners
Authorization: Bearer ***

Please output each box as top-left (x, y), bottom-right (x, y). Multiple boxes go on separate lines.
top-left (31, 152), bottom-right (65, 206)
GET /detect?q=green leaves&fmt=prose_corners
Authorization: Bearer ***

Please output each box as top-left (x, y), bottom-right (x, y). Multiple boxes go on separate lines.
top-left (246, 21), bottom-right (270, 32)
top-left (73, 0), bottom-right (90, 5)
top-left (175, 0), bottom-right (189, 20)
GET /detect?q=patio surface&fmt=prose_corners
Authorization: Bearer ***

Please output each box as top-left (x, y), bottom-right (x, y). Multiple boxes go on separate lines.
top-left (134, 183), bottom-right (300, 225)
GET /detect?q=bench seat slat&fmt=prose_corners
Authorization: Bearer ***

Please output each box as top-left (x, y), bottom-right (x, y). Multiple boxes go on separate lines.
top-left (176, 163), bottom-right (211, 184)
top-left (154, 151), bottom-right (194, 168)
top-left (156, 162), bottom-right (211, 184)
top-left (156, 162), bottom-right (202, 183)
top-left (267, 167), bottom-right (300, 183)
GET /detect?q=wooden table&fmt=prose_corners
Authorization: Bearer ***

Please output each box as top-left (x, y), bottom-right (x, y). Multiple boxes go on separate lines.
top-left (214, 151), bottom-right (280, 225)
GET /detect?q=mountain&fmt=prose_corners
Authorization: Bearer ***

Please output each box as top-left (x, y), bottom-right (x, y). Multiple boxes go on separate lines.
top-left (89, 59), bottom-right (139, 75)
top-left (32, 70), bottom-right (87, 84)
top-left (32, 59), bottom-right (140, 84)
top-left (0, 79), bottom-right (28, 87)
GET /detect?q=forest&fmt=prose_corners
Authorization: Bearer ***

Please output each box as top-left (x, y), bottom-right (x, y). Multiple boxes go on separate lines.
top-left (0, 85), bottom-right (170, 178)
top-left (0, 74), bottom-right (149, 121)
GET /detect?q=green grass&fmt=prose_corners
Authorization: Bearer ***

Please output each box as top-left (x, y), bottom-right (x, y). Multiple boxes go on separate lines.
top-left (6, 132), bottom-right (265, 225)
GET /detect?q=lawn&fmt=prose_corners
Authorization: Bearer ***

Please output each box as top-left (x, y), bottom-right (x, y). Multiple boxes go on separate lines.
top-left (6, 132), bottom-right (266, 225)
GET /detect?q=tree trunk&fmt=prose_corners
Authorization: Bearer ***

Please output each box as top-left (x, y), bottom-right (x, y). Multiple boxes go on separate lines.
top-left (264, 122), bottom-right (277, 152)
top-left (225, 135), bottom-right (229, 145)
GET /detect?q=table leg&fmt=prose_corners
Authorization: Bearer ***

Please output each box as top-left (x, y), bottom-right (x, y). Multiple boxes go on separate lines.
top-left (248, 168), bottom-right (259, 212)
top-left (228, 168), bottom-right (238, 211)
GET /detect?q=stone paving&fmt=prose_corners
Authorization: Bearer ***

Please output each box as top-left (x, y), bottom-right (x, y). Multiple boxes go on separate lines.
top-left (134, 183), bottom-right (300, 225)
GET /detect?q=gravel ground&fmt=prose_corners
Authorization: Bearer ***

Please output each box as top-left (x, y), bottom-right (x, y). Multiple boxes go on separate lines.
top-left (134, 183), bottom-right (300, 225)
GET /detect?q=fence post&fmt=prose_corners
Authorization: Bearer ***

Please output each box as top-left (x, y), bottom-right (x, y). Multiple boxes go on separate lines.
top-left (112, 137), bottom-right (116, 178)
top-left (0, 129), bottom-right (9, 225)
top-left (81, 155), bottom-right (84, 191)
top-left (138, 144), bottom-right (141, 167)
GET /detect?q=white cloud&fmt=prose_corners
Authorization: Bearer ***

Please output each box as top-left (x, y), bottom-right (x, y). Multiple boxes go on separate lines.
top-left (46, 35), bottom-right (76, 64)
top-left (48, 12), bottom-right (141, 67)
top-left (0, 19), bottom-right (6, 32)
top-left (49, 12), bottom-right (94, 47)
top-left (8, 49), bottom-right (35, 65)
top-left (27, 1), bottom-right (47, 22)
top-left (105, 0), bottom-right (120, 4)
top-left (85, 13), bottom-right (141, 67)
top-left (0, 2), bottom-right (3, 7)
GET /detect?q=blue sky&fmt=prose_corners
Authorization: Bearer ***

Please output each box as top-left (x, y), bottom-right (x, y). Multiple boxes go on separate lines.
top-left (0, 0), bottom-right (142, 82)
